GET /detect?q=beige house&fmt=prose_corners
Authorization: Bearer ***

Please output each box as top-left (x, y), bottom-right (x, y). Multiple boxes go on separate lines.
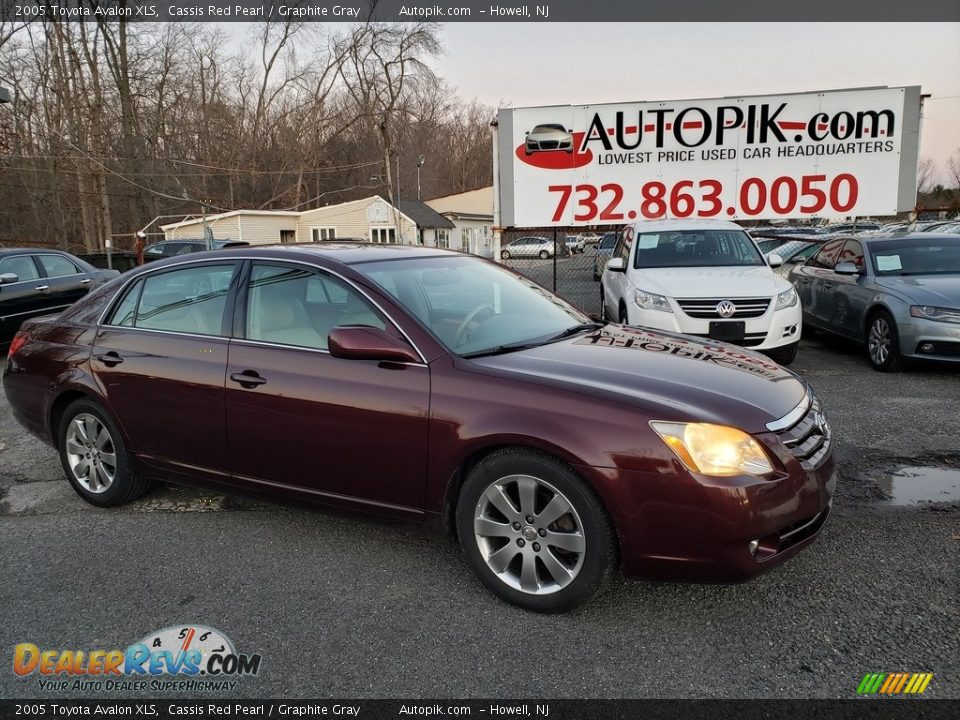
top-left (426, 186), bottom-right (494, 257)
top-left (160, 196), bottom-right (432, 246)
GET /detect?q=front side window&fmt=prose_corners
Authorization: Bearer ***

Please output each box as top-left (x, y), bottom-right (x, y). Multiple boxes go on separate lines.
top-left (810, 239), bottom-right (844, 269)
top-left (245, 264), bottom-right (385, 350)
top-left (37, 254), bottom-right (81, 277)
top-left (632, 230), bottom-right (763, 269)
top-left (0, 255), bottom-right (40, 282)
top-left (839, 240), bottom-right (865, 270)
top-left (116, 264), bottom-right (236, 336)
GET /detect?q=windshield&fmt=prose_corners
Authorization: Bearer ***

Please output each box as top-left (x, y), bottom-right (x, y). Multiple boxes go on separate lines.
top-left (354, 255), bottom-right (594, 357)
top-left (632, 230), bottom-right (765, 268)
top-left (871, 240), bottom-right (960, 276)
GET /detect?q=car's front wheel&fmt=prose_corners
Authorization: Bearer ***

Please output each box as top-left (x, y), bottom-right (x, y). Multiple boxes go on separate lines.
top-left (599, 288), bottom-right (607, 321)
top-left (539, 250), bottom-right (550, 259)
top-left (501, 250), bottom-right (510, 260)
top-left (57, 398), bottom-right (152, 507)
top-left (618, 303), bottom-right (629, 325)
top-left (457, 449), bottom-right (615, 612)
top-left (766, 341), bottom-right (798, 366)
top-left (867, 310), bottom-right (903, 372)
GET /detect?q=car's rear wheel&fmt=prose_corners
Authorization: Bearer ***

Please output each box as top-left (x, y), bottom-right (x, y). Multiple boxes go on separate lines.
top-left (501, 250), bottom-right (510, 260)
top-left (867, 310), bottom-right (903, 372)
top-left (456, 449), bottom-right (615, 612)
top-left (57, 399), bottom-right (152, 507)
top-left (539, 250), bottom-right (550, 259)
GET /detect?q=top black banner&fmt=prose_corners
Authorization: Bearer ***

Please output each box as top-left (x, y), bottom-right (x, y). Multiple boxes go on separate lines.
top-left (3, 0), bottom-right (960, 22)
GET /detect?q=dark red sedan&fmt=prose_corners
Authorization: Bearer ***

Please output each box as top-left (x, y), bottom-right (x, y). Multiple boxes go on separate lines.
top-left (3, 244), bottom-right (835, 611)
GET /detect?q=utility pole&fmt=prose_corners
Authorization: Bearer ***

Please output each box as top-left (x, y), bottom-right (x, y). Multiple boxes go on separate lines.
top-left (417, 155), bottom-right (425, 200)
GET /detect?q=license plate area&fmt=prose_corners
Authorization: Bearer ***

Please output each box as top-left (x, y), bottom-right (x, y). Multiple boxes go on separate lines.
top-left (709, 320), bottom-right (746, 343)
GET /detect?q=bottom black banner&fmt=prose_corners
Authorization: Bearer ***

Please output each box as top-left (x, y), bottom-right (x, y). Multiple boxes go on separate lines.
top-left (0, 700), bottom-right (958, 720)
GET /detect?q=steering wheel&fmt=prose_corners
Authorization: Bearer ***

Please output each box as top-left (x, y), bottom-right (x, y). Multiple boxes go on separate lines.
top-left (453, 304), bottom-right (495, 348)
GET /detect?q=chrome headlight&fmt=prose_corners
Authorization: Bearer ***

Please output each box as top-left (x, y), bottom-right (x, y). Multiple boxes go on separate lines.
top-left (910, 305), bottom-right (960, 324)
top-left (775, 287), bottom-right (798, 311)
top-left (634, 289), bottom-right (673, 313)
top-left (650, 421), bottom-right (774, 477)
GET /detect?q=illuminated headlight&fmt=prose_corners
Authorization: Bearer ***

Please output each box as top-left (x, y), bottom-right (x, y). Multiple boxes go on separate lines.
top-left (910, 305), bottom-right (960, 324)
top-left (650, 421), bottom-right (774, 477)
top-left (775, 287), bottom-right (798, 311)
top-left (634, 289), bottom-right (673, 313)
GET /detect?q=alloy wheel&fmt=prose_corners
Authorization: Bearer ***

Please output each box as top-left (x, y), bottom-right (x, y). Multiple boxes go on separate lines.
top-left (473, 474), bottom-right (586, 595)
top-left (64, 413), bottom-right (117, 493)
top-left (868, 317), bottom-right (891, 366)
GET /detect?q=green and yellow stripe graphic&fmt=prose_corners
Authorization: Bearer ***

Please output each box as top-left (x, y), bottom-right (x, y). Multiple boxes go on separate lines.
top-left (857, 672), bottom-right (933, 695)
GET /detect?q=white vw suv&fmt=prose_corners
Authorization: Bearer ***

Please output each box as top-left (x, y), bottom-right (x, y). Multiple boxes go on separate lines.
top-left (600, 219), bottom-right (802, 365)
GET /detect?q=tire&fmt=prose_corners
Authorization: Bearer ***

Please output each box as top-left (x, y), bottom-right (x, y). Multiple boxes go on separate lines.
top-left (456, 448), bottom-right (616, 613)
top-left (599, 288), bottom-right (607, 321)
top-left (501, 250), bottom-right (510, 260)
top-left (57, 399), bottom-right (152, 507)
top-left (766, 341), bottom-right (799, 366)
top-left (866, 310), bottom-right (903, 372)
top-left (539, 250), bottom-right (550, 259)
top-left (618, 303), bottom-right (628, 325)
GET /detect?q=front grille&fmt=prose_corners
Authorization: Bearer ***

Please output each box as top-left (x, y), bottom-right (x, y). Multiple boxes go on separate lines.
top-left (539, 140), bottom-right (559, 150)
top-left (774, 395), bottom-right (831, 470)
top-left (677, 297), bottom-right (771, 319)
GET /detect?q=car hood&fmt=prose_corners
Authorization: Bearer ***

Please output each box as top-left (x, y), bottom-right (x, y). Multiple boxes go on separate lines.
top-left (874, 275), bottom-right (960, 306)
top-left (470, 326), bottom-right (806, 433)
top-left (631, 266), bottom-right (787, 298)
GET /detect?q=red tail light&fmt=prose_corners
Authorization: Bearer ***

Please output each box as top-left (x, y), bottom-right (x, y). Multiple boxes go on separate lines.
top-left (7, 331), bottom-right (28, 358)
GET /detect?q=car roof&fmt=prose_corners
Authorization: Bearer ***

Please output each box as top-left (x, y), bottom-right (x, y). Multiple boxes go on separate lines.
top-left (0, 248), bottom-right (75, 256)
top-left (628, 219), bottom-right (745, 232)
top-left (138, 242), bottom-right (461, 267)
top-left (863, 233), bottom-right (960, 247)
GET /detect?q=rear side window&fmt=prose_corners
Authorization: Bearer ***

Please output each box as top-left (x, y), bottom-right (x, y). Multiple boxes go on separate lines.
top-left (37, 254), bottom-right (81, 277)
top-left (106, 264), bottom-right (235, 336)
top-left (0, 255), bottom-right (40, 282)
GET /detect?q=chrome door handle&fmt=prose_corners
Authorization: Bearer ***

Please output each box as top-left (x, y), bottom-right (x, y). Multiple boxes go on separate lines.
top-left (95, 352), bottom-right (124, 367)
top-left (230, 371), bottom-right (267, 388)
top-left (34, 285), bottom-right (49, 291)
top-left (80, 278), bottom-right (92, 285)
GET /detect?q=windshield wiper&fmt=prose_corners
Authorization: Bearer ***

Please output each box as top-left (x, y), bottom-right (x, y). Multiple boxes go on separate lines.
top-left (461, 342), bottom-right (544, 359)
top-left (544, 322), bottom-right (606, 342)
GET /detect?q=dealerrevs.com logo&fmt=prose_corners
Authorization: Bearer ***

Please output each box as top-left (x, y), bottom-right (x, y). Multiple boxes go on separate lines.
top-left (13, 625), bottom-right (262, 692)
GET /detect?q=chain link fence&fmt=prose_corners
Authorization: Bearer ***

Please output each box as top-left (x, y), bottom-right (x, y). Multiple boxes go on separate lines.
top-left (498, 227), bottom-right (622, 317)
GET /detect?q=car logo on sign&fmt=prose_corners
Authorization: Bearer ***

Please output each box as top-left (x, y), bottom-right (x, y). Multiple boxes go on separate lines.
top-left (716, 300), bottom-right (737, 318)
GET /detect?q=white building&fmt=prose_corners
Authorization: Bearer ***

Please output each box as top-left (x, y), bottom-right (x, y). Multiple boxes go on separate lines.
top-left (425, 186), bottom-right (494, 257)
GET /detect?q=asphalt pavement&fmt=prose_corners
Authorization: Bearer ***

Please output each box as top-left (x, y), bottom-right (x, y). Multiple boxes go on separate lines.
top-left (0, 333), bottom-right (958, 700)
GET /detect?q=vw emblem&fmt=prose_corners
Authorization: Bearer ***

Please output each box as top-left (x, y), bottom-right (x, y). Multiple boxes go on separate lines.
top-left (814, 411), bottom-right (831, 439)
top-left (716, 300), bottom-right (737, 318)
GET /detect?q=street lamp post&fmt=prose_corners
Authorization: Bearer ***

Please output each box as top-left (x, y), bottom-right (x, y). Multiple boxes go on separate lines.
top-left (416, 155), bottom-right (425, 200)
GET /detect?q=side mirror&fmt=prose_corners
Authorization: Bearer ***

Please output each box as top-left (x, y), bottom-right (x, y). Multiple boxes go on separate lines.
top-left (328, 326), bottom-right (420, 364)
top-left (767, 253), bottom-right (784, 268)
top-left (834, 261), bottom-right (860, 275)
top-left (606, 257), bottom-right (626, 272)
top-left (0, 273), bottom-right (18, 284)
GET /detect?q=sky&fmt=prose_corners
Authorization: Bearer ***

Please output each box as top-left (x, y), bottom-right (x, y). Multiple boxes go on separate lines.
top-left (433, 23), bottom-right (960, 184)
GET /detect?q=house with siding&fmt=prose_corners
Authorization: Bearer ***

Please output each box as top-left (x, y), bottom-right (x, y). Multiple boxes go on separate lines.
top-left (159, 196), bottom-right (444, 247)
top-left (425, 186), bottom-right (494, 257)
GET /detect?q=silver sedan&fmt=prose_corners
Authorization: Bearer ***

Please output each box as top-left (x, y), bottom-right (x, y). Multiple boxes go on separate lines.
top-left (789, 234), bottom-right (960, 371)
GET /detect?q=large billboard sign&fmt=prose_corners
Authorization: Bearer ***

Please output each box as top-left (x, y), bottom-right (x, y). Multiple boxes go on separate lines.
top-left (496, 86), bottom-right (922, 227)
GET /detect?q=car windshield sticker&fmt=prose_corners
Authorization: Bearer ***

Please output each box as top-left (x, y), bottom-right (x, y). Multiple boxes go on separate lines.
top-left (876, 254), bottom-right (903, 271)
top-left (637, 235), bottom-right (659, 249)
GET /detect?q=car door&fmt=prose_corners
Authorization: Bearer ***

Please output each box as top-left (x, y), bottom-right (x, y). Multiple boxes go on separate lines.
top-left (92, 261), bottom-right (239, 478)
top-left (793, 239), bottom-right (843, 327)
top-left (601, 226), bottom-right (633, 321)
top-left (224, 261), bottom-right (430, 514)
top-left (0, 254), bottom-right (50, 342)
top-left (35, 253), bottom-right (95, 310)
top-left (829, 239), bottom-right (872, 339)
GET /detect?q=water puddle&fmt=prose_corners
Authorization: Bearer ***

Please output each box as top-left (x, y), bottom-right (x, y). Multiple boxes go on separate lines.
top-left (879, 466), bottom-right (960, 505)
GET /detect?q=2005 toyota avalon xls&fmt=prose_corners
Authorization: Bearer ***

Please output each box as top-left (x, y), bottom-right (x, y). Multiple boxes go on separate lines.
top-left (3, 244), bottom-right (835, 612)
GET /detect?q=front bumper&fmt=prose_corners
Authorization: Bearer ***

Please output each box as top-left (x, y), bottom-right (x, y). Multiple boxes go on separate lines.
top-left (624, 301), bottom-right (802, 351)
top-left (581, 391), bottom-right (835, 582)
top-left (898, 315), bottom-right (960, 363)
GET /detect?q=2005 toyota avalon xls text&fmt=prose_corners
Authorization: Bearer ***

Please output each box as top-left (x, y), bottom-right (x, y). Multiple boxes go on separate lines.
top-left (3, 244), bottom-right (835, 611)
